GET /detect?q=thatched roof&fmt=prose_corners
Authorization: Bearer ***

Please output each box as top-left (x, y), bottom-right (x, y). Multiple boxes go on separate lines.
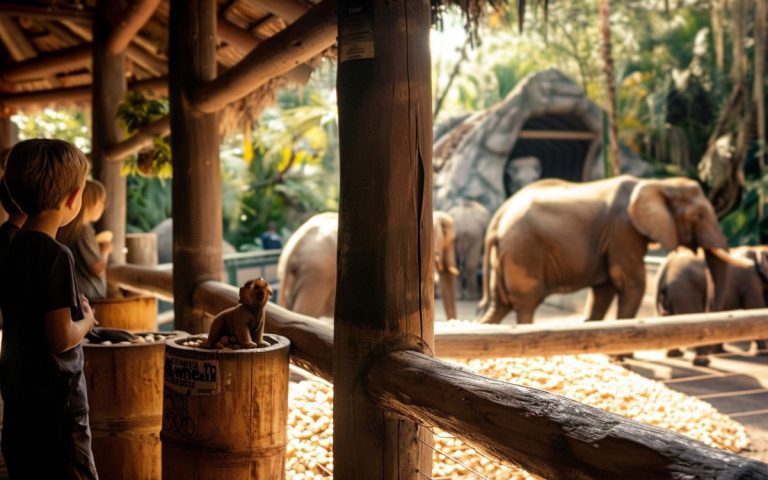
top-left (0, 0), bottom-right (514, 134)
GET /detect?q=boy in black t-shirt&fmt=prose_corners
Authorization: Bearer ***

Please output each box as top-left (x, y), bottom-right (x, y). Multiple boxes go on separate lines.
top-left (0, 139), bottom-right (98, 479)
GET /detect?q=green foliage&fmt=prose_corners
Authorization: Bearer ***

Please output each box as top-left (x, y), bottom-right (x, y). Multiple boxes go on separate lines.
top-left (222, 79), bottom-right (339, 251)
top-left (126, 176), bottom-right (172, 232)
top-left (116, 92), bottom-right (172, 178)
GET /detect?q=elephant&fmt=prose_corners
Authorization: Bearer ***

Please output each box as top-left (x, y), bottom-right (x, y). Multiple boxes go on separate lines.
top-left (277, 211), bottom-right (460, 320)
top-left (447, 199), bottom-right (490, 300)
top-left (477, 175), bottom-right (747, 325)
top-left (656, 246), bottom-right (767, 365)
top-left (277, 212), bottom-right (338, 319)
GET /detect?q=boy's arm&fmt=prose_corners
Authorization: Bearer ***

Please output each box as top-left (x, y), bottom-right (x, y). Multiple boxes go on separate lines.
top-left (89, 243), bottom-right (111, 276)
top-left (44, 300), bottom-right (97, 353)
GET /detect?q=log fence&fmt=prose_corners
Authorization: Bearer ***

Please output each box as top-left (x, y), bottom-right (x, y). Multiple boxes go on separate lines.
top-left (107, 263), bottom-right (768, 478)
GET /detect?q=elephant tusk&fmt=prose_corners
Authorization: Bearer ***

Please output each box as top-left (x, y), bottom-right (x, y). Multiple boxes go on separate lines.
top-left (707, 247), bottom-right (755, 268)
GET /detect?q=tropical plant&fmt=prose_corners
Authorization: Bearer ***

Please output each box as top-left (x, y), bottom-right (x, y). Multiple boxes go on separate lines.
top-left (116, 91), bottom-right (172, 178)
top-left (12, 107), bottom-right (91, 151)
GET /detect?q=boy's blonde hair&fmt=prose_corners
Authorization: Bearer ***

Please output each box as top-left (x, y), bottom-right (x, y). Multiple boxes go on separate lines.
top-left (3, 139), bottom-right (89, 216)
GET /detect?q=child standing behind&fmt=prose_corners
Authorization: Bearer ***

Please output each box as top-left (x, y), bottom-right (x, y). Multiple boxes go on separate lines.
top-left (58, 180), bottom-right (112, 301)
top-left (0, 148), bottom-right (27, 255)
top-left (0, 139), bottom-right (98, 479)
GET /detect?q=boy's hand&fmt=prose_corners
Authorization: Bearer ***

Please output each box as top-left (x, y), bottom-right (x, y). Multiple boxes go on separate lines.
top-left (80, 295), bottom-right (98, 327)
top-left (99, 241), bottom-right (113, 255)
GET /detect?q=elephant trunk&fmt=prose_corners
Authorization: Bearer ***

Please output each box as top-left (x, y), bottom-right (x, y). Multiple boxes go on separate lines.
top-left (439, 270), bottom-right (458, 320)
top-left (704, 247), bottom-right (752, 311)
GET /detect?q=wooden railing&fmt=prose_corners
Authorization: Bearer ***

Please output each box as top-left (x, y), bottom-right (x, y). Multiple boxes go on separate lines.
top-left (107, 264), bottom-right (768, 479)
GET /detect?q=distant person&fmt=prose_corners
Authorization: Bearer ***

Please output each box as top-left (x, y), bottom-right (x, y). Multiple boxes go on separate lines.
top-left (58, 179), bottom-right (112, 301)
top-left (260, 222), bottom-right (283, 250)
top-left (0, 138), bottom-right (99, 479)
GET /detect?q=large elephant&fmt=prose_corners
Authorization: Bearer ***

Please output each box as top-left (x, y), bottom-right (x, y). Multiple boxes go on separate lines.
top-left (656, 246), bottom-right (766, 364)
top-left (447, 199), bottom-right (490, 300)
top-left (277, 211), bottom-right (459, 320)
top-left (478, 175), bottom-right (746, 325)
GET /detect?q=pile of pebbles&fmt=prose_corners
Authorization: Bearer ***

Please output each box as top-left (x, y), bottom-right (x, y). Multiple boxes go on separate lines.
top-left (284, 354), bottom-right (751, 480)
top-left (84, 331), bottom-right (172, 346)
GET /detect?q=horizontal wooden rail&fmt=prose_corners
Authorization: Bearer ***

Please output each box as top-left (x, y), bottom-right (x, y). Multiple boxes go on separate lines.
top-left (192, 0), bottom-right (337, 113)
top-left (252, 0), bottom-right (308, 22)
top-left (0, 2), bottom-right (94, 21)
top-left (1, 44), bottom-right (91, 82)
top-left (108, 264), bottom-right (334, 381)
top-left (105, 114), bottom-right (170, 161)
top-left (434, 310), bottom-right (768, 358)
top-left (367, 350), bottom-right (768, 480)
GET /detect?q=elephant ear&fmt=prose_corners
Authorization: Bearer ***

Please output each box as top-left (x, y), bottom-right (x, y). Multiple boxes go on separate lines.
top-left (627, 181), bottom-right (679, 250)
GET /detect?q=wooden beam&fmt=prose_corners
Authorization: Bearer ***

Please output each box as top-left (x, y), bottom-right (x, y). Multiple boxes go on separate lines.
top-left (105, 114), bottom-right (170, 161)
top-left (169, 0), bottom-right (221, 334)
top-left (127, 44), bottom-right (166, 76)
top-left (1, 44), bottom-right (91, 82)
top-left (107, 264), bottom-right (174, 302)
top-left (0, 3), bottom-right (94, 22)
top-left (193, 0), bottom-right (336, 113)
top-left (251, 0), bottom-right (308, 22)
top-left (433, 309), bottom-right (768, 358)
top-left (517, 129), bottom-right (598, 140)
top-left (0, 77), bottom-right (167, 109)
top-left (367, 350), bottom-right (768, 480)
top-left (106, 0), bottom-right (161, 54)
top-left (92, 2), bottom-right (127, 264)
top-left (0, 17), bottom-right (37, 60)
top-left (334, 1), bottom-right (434, 478)
top-left (216, 17), bottom-right (313, 84)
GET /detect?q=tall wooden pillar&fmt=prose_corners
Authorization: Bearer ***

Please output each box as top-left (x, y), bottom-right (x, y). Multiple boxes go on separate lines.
top-left (334, 1), bottom-right (434, 479)
top-left (169, 0), bottom-right (222, 334)
top-left (92, 0), bottom-right (127, 263)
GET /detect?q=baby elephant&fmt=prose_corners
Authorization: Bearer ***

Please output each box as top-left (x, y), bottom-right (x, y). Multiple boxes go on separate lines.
top-left (203, 277), bottom-right (272, 349)
top-left (656, 246), bottom-right (768, 365)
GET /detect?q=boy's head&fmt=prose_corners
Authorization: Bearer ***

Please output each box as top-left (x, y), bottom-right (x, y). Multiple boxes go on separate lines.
top-left (3, 139), bottom-right (89, 223)
top-left (81, 179), bottom-right (107, 222)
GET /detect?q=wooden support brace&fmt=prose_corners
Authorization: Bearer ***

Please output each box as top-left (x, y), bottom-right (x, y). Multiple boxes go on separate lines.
top-left (105, 114), bottom-right (170, 161)
top-left (193, 0), bottom-right (337, 113)
top-left (0, 17), bottom-right (37, 60)
top-left (106, 0), bottom-right (161, 54)
top-left (1, 44), bottom-right (91, 82)
top-left (367, 350), bottom-right (768, 480)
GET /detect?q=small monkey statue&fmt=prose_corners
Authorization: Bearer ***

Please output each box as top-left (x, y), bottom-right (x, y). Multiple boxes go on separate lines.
top-left (202, 277), bottom-right (272, 349)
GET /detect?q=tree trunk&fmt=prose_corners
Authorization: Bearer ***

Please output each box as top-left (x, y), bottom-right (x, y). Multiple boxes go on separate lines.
top-left (599, 0), bottom-right (620, 176)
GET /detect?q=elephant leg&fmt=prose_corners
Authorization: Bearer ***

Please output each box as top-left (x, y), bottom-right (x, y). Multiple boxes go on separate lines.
top-left (584, 283), bottom-right (617, 321)
top-left (478, 302), bottom-right (513, 324)
top-left (515, 305), bottom-right (536, 325)
top-left (465, 242), bottom-right (484, 300)
top-left (616, 285), bottom-right (644, 319)
top-left (291, 281), bottom-right (336, 318)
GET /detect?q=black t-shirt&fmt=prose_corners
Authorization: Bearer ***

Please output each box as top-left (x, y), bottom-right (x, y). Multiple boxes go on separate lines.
top-left (0, 230), bottom-right (88, 415)
top-left (0, 221), bottom-right (19, 258)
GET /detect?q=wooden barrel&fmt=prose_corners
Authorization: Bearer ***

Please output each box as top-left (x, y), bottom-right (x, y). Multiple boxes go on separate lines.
top-left (84, 331), bottom-right (186, 480)
top-left (162, 334), bottom-right (290, 480)
top-left (90, 294), bottom-right (157, 331)
top-left (126, 232), bottom-right (159, 266)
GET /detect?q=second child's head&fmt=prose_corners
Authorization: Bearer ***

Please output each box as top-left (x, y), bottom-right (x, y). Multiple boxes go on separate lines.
top-left (80, 180), bottom-right (107, 224)
top-left (3, 139), bottom-right (89, 227)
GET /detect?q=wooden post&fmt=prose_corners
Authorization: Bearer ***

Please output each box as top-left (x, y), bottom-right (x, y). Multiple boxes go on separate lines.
top-left (169, 0), bottom-right (222, 334)
top-left (125, 232), bottom-right (159, 266)
top-left (92, 1), bottom-right (127, 264)
top-left (0, 113), bottom-right (17, 223)
top-left (334, 1), bottom-right (434, 479)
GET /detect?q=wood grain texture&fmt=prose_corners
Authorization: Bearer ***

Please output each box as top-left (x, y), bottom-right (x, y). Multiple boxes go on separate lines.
top-left (161, 335), bottom-right (290, 479)
top-left (0, 44), bottom-right (91, 82)
top-left (367, 350), bottom-right (768, 480)
top-left (125, 232), bottom-right (159, 266)
top-left (90, 295), bottom-right (158, 331)
top-left (92, 0), bottom-right (127, 263)
top-left (334, 1), bottom-right (434, 478)
top-left (433, 310), bottom-right (768, 358)
top-left (169, 0), bottom-right (223, 334)
top-left (84, 336), bottom-right (170, 480)
top-left (106, 0), bottom-right (161, 54)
